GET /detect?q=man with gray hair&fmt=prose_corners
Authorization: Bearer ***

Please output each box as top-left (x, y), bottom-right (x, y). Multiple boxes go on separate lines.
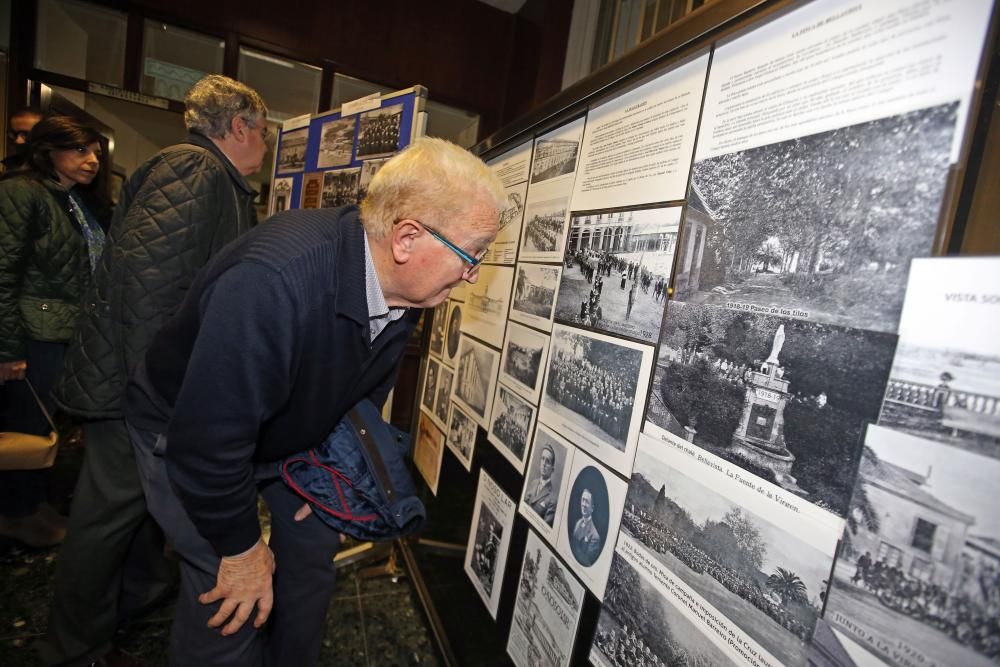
top-left (124, 137), bottom-right (504, 665)
top-left (40, 74), bottom-right (268, 667)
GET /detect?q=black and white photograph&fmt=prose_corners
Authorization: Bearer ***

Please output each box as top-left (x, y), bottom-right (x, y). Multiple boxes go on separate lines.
top-left (482, 181), bottom-right (527, 265)
top-left (645, 300), bottom-right (897, 516)
top-left (591, 551), bottom-right (740, 667)
top-left (678, 102), bottom-right (959, 335)
top-left (531, 138), bottom-right (580, 185)
top-left (554, 205), bottom-right (679, 344)
top-left (488, 382), bottom-right (538, 474)
top-left (356, 103), bottom-right (403, 159)
top-left (554, 448), bottom-right (627, 599)
top-left (510, 262), bottom-right (561, 333)
top-left (276, 127), bottom-right (308, 174)
top-left (443, 301), bottom-right (463, 367)
top-left (507, 529), bottom-right (585, 667)
top-left (357, 157), bottom-right (389, 203)
top-left (420, 357), bottom-right (439, 414)
top-left (539, 324), bottom-right (653, 476)
top-left (877, 258), bottom-right (1000, 459)
top-left (825, 424), bottom-right (1000, 667)
top-left (428, 300), bottom-right (448, 359)
top-left (464, 469), bottom-right (516, 619)
top-left (460, 264), bottom-right (514, 349)
top-left (451, 334), bottom-right (501, 429)
top-left (499, 322), bottom-right (550, 404)
top-left (414, 412), bottom-right (444, 496)
top-left (433, 365), bottom-right (454, 431)
top-left (519, 196), bottom-right (569, 264)
top-left (622, 434), bottom-right (843, 667)
top-left (316, 116), bottom-right (355, 168)
top-left (320, 168), bottom-right (360, 209)
top-left (446, 402), bottom-right (477, 472)
top-left (268, 177), bottom-right (293, 216)
top-left (518, 424), bottom-right (573, 540)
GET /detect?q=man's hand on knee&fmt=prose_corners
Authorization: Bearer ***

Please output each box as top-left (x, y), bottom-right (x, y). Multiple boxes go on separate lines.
top-left (200, 538), bottom-right (276, 636)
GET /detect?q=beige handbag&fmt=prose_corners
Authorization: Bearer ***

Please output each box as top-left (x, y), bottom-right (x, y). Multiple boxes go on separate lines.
top-left (0, 378), bottom-right (59, 471)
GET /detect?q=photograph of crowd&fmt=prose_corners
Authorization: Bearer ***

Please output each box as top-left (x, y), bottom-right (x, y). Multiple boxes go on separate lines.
top-left (316, 117), bottom-right (355, 168)
top-left (554, 206), bottom-right (679, 344)
top-left (276, 127), bottom-right (308, 173)
top-left (540, 325), bottom-right (651, 473)
top-left (520, 197), bottom-right (569, 261)
top-left (488, 383), bottom-right (537, 473)
top-left (357, 104), bottom-right (403, 158)
top-left (646, 300), bottom-right (896, 516)
top-left (511, 263), bottom-right (561, 332)
top-left (825, 425), bottom-right (1000, 667)
top-left (622, 444), bottom-right (835, 666)
top-left (531, 138), bottom-right (580, 185)
top-left (446, 403), bottom-right (477, 471)
top-left (320, 168), bottom-right (360, 209)
top-left (500, 322), bottom-right (549, 404)
top-left (592, 555), bottom-right (739, 667)
top-left (679, 102), bottom-right (959, 334)
top-left (452, 335), bottom-right (500, 428)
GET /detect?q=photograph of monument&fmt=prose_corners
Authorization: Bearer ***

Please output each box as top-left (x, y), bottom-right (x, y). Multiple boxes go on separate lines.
top-left (499, 322), bottom-right (550, 404)
top-left (645, 300), bottom-right (896, 516)
top-left (510, 262), bottom-right (561, 332)
top-left (554, 205), bottom-right (679, 343)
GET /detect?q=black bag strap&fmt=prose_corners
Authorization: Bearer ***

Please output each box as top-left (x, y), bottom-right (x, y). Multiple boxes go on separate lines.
top-left (345, 407), bottom-right (396, 502)
top-left (25, 377), bottom-right (58, 435)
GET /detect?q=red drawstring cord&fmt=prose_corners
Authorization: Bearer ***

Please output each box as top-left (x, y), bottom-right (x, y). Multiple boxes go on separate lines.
top-left (281, 452), bottom-right (377, 523)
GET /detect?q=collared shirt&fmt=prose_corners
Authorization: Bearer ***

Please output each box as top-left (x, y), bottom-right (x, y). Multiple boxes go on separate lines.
top-left (364, 232), bottom-right (408, 342)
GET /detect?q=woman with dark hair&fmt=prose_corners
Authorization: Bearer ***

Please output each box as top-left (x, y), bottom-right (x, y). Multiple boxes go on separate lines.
top-left (0, 115), bottom-right (112, 547)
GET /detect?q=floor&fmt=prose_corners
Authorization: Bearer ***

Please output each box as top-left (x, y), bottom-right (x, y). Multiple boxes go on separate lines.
top-left (0, 433), bottom-right (441, 667)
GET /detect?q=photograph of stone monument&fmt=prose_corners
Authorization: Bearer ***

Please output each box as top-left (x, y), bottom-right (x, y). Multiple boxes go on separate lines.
top-left (645, 301), bottom-right (897, 516)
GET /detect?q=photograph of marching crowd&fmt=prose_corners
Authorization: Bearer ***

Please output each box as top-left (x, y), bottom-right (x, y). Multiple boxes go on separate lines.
top-left (488, 383), bottom-right (537, 472)
top-left (824, 425), bottom-right (1000, 667)
top-left (520, 196), bottom-right (570, 260)
top-left (592, 555), bottom-right (739, 667)
top-left (316, 117), bottom-right (355, 168)
top-left (320, 168), bottom-right (360, 209)
top-left (621, 444), bottom-right (834, 666)
top-left (357, 103), bottom-right (403, 158)
top-left (554, 206), bottom-right (679, 344)
top-left (540, 325), bottom-right (649, 461)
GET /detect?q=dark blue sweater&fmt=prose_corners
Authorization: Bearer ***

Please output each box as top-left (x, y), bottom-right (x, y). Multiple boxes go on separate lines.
top-left (125, 207), bottom-right (420, 555)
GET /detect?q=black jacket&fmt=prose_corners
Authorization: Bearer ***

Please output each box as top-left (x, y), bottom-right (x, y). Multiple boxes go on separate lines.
top-left (125, 208), bottom-right (420, 556)
top-left (53, 133), bottom-right (257, 418)
top-left (0, 176), bottom-right (98, 361)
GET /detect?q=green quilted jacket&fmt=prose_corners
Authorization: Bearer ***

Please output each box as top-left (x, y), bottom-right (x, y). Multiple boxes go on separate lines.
top-left (0, 176), bottom-right (94, 362)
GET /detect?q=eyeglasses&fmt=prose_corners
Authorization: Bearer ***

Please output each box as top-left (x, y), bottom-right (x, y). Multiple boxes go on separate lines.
top-left (419, 221), bottom-right (488, 274)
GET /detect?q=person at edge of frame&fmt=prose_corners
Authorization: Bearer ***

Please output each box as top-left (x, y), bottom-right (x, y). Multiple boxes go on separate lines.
top-left (123, 136), bottom-right (505, 666)
top-left (38, 74), bottom-right (269, 667)
top-left (0, 115), bottom-right (113, 546)
top-left (1, 106), bottom-right (47, 174)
